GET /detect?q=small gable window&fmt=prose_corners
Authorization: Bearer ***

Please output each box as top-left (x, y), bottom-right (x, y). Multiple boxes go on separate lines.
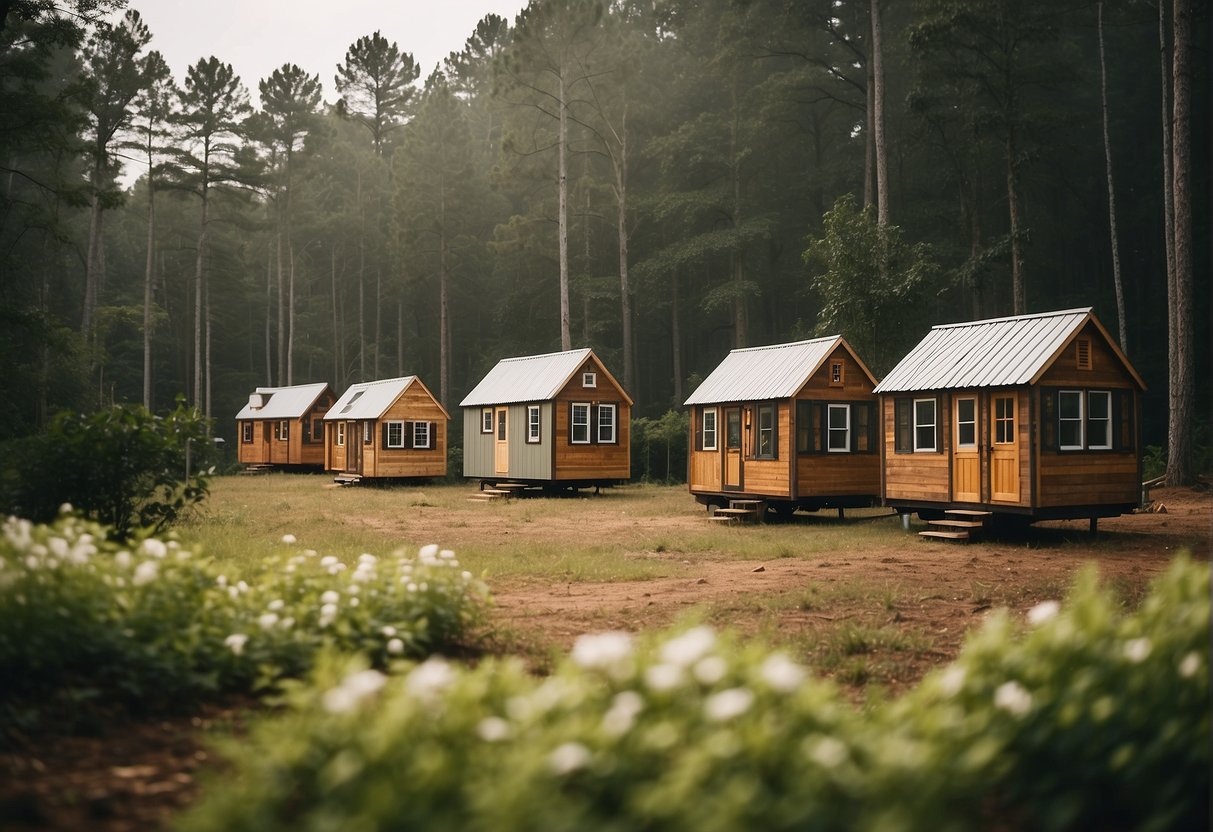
top-left (830, 361), bottom-right (844, 387)
top-left (582, 371), bottom-right (597, 388)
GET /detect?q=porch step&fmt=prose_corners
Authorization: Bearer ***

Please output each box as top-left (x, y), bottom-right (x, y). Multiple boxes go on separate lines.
top-left (713, 507), bottom-right (757, 517)
top-left (944, 509), bottom-right (994, 518)
top-left (927, 519), bottom-right (985, 529)
top-left (708, 514), bottom-right (739, 525)
top-left (333, 473), bottom-right (362, 486)
top-left (728, 499), bottom-right (764, 509)
top-left (918, 530), bottom-right (970, 541)
top-left (240, 464), bottom-right (272, 475)
top-left (467, 489), bottom-right (510, 502)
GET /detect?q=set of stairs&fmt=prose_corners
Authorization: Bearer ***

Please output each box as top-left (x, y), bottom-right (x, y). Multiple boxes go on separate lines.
top-left (333, 472), bottom-right (362, 486)
top-left (918, 509), bottom-right (991, 542)
top-left (709, 499), bottom-right (765, 525)
top-left (467, 482), bottom-right (530, 503)
top-left (240, 464), bottom-right (273, 475)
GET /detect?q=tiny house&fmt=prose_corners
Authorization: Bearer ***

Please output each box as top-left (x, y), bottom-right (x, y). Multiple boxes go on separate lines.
top-left (460, 348), bottom-right (632, 489)
top-left (873, 307), bottom-right (1145, 523)
top-left (323, 376), bottom-right (449, 481)
top-left (684, 336), bottom-right (881, 515)
top-left (235, 382), bottom-right (335, 468)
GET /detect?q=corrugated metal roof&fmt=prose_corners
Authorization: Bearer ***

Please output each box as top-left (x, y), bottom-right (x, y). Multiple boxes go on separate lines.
top-left (459, 348), bottom-right (594, 407)
top-left (234, 382), bottom-right (330, 420)
top-left (873, 308), bottom-right (1092, 393)
top-left (683, 336), bottom-right (847, 405)
top-left (323, 376), bottom-right (418, 420)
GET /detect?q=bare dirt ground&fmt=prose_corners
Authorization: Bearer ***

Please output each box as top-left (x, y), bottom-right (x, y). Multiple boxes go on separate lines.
top-left (2, 485), bottom-right (1208, 831)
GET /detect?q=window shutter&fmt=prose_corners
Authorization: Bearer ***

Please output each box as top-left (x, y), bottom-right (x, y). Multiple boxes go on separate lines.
top-left (1113, 391), bottom-right (1134, 451)
top-left (868, 403), bottom-right (879, 453)
top-left (568, 403), bottom-right (574, 445)
top-left (815, 403), bottom-right (826, 454)
top-left (894, 399), bottom-right (910, 453)
top-left (1041, 389), bottom-right (1057, 451)
top-left (403, 422), bottom-right (414, 449)
top-left (381, 422), bottom-right (390, 449)
top-left (591, 405), bottom-right (599, 444)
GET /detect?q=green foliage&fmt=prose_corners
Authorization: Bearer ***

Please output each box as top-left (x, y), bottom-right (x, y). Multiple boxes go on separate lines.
top-left (0, 401), bottom-right (212, 539)
top-left (181, 557), bottom-right (1208, 832)
top-left (0, 512), bottom-right (490, 735)
top-left (631, 409), bottom-right (689, 483)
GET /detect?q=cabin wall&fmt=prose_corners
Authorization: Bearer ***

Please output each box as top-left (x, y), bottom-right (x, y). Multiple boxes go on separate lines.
top-left (362, 386), bottom-right (447, 478)
top-left (881, 396), bottom-right (950, 502)
top-left (508, 403), bottom-right (553, 480)
top-left (237, 420), bottom-right (270, 464)
top-left (796, 344), bottom-right (880, 498)
top-left (463, 408), bottom-right (495, 478)
top-left (737, 403), bottom-right (792, 497)
top-left (688, 405), bottom-right (722, 492)
top-left (552, 359), bottom-right (630, 481)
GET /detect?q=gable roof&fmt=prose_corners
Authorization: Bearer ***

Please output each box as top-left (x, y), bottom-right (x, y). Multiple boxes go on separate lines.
top-left (873, 307), bottom-right (1146, 393)
top-left (235, 382), bottom-right (331, 420)
top-left (460, 348), bottom-right (633, 407)
top-left (683, 336), bottom-right (875, 406)
top-left (323, 376), bottom-right (449, 421)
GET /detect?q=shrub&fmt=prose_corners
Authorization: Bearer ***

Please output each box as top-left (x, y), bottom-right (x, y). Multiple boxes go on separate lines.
top-left (0, 512), bottom-right (489, 735)
top-left (181, 557), bottom-right (1208, 832)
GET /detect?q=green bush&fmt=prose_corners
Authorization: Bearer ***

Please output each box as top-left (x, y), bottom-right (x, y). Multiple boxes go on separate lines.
top-left (0, 512), bottom-right (489, 734)
top-left (0, 401), bottom-right (212, 539)
top-left (181, 557), bottom-right (1208, 832)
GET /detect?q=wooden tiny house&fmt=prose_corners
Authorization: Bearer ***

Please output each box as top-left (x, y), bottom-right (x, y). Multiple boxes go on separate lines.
top-left (460, 348), bottom-right (632, 489)
top-left (323, 376), bottom-right (449, 481)
top-left (684, 336), bottom-right (881, 515)
top-left (235, 382), bottom-right (335, 468)
top-left (874, 307), bottom-right (1145, 525)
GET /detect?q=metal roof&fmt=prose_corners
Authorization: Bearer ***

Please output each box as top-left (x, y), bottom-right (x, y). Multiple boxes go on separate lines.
top-left (874, 308), bottom-right (1095, 393)
top-left (460, 348), bottom-right (598, 407)
top-left (323, 376), bottom-right (420, 421)
top-left (684, 336), bottom-right (861, 405)
top-left (234, 382), bottom-right (330, 420)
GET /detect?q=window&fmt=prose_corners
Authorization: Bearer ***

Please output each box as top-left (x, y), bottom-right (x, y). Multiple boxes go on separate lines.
top-left (363, 422), bottom-right (373, 445)
top-left (994, 397), bottom-right (1015, 444)
top-left (701, 408), bottom-right (718, 451)
top-left (278, 420), bottom-right (289, 441)
top-left (311, 418), bottom-right (324, 443)
top-left (1059, 390), bottom-right (1084, 449)
top-left (413, 421), bottom-right (431, 450)
top-left (597, 403), bottom-right (617, 444)
top-left (336, 422), bottom-right (346, 446)
top-left (527, 405), bottom-right (541, 444)
top-left (829, 361), bottom-right (844, 387)
top-left (895, 399), bottom-right (912, 452)
top-left (1087, 391), bottom-right (1111, 449)
top-left (913, 398), bottom-right (936, 452)
top-left (956, 398), bottom-right (976, 448)
top-left (755, 403), bottom-right (777, 459)
top-left (497, 409), bottom-right (506, 441)
top-left (582, 372), bottom-right (597, 388)
top-left (386, 420), bottom-right (406, 449)
top-left (854, 403), bottom-right (872, 452)
top-left (795, 401), bottom-right (818, 453)
top-left (571, 403), bottom-right (591, 444)
top-left (241, 422), bottom-right (253, 443)
top-left (827, 404), bottom-right (850, 452)
top-left (1076, 338), bottom-right (1092, 370)
top-left (339, 390), bottom-right (364, 415)
top-left (481, 408), bottom-right (493, 433)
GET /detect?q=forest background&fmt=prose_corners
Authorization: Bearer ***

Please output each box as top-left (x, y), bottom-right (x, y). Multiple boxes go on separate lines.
top-left (0, 0), bottom-right (1207, 481)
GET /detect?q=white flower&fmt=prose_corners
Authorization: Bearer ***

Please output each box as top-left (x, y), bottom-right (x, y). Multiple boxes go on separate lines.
top-left (644, 663), bottom-right (684, 692)
top-left (322, 669), bottom-right (386, 714)
top-left (461, 571), bottom-right (473, 581)
top-left (704, 687), bottom-right (754, 722)
top-left (382, 625), bottom-right (397, 637)
top-left (48, 537), bottom-right (68, 558)
top-left (572, 631), bottom-right (634, 674)
top-left (358, 553), bottom-right (377, 565)
top-left (440, 549), bottom-right (456, 560)
top-left (280, 534), bottom-right (297, 545)
top-left (321, 590), bottom-right (340, 605)
top-left (660, 626), bottom-right (716, 668)
top-left (994, 681), bottom-right (1032, 717)
top-left (477, 717), bottom-right (511, 742)
top-left (258, 613), bottom-right (279, 630)
top-left (268, 599), bottom-right (285, 612)
top-left (760, 653), bottom-right (807, 693)
top-left (693, 655), bottom-right (728, 685)
top-left (406, 657), bottom-right (456, 701)
top-left (132, 560), bottom-right (159, 586)
top-left (1124, 638), bottom-right (1152, 664)
top-left (386, 637), bottom-right (404, 655)
top-left (602, 690), bottom-right (644, 737)
top-left (1179, 651), bottom-right (1202, 679)
top-left (548, 742), bottom-right (591, 776)
top-left (1027, 600), bottom-right (1060, 625)
top-left (303, 549), bottom-right (317, 558)
top-left (139, 538), bottom-right (167, 559)
top-left (224, 633), bottom-right (249, 655)
top-left (938, 666), bottom-right (966, 698)
top-left (320, 602), bottom-right (338, 621)
top-left (419, 544), bottom-right (440, 561)
top-left (806, 736), bottom-right (849, 769)
top-left (236, 580), bottom-right (249, 594)
top-left (58, 502), bottom-right (73, 515)
top-left (114, 551), bottom-right (132, 569)
top-left (320, 556), bottom-right (338, 568)
top-left (216, 575), bottom-right (227, 588)
top-left (281, 617), bottom-right (295, 630)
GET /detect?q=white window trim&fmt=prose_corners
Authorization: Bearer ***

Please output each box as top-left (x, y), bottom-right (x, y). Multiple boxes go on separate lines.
top-left (582, 372), bottom-right (597, 388)
top-left (1087, 390), bottom-right (1112, 450)
top-left (598, 403), bottom-right (617, 444)
top-left (827, 403), bottom-right (851, 453)
top-left (571, 403), bottom-right (591, 444)
top-left (481, 408), bottom-right (493, 433)
top-left (702, 408), bottom-right (718, 451)
top-left (413, 421), bottom-right (430, 450)
top-left (913, 398), bottom-right (937, 452)
top-left (336, 422), bottom-right (346, 447)
top-left (278, 420), bottom-right (289, 440)
top-left (363, 421), bottom-right (372, 445)
top-left (1059, 390), bottom-right (1084, 451)
top-left (386, 420), bottom-right (406, 449)
top-left (956, 398), bottom-right (977, 449)
top-left (242, 422), bottom-right (253, 443)
top-left (527, 405), bottom-right (541, 443)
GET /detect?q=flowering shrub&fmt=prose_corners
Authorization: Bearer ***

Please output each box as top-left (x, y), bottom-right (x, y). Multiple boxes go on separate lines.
top-left (0, 511), bottom-right (489, 733)
top-left (181, 557), bottom-right (1208, 832)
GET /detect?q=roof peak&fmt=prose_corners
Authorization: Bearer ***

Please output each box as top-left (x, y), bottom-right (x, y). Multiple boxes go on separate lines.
top-left (730, 335), bottom-right (839, 353)
top-left (498, 347), bottom-right (592, 363)
top-left (932, 307), bottom-right (1092, 331)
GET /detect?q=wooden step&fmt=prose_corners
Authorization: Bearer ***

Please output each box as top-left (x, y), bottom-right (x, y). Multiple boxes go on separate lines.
top-left (708, 514), bottom-right (739, 525)
top-left (333, 473), bottom-right (362, 486)
top-left (927, 519), bottom-right (984, 529)
top-left (494, 482), bottom-right (528, 491)
top-left (729, 499), bottom-right (763, 508)
top-left (919, 530), bottom-right (970, 541)
top-left (944, 509), bottom-right (993, 518)
top-left (713, 507), bottom-right (757, 517)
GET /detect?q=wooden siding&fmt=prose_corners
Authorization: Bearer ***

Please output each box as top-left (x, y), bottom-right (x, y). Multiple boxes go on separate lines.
top-left (552, 357), bottom-right (630, 481)
top-left (238, 415), bottom-right (325, 465)
top-left (1037, 321), bottom-right (1137, 389)
top-left (361, 384), bottom-right (447, 478)
top-left (881, 396), bottom-right (950, 502)
top-left (463, 408), bottom-right (495, 478)
top-left (796, 344), bottom-right (880, 497)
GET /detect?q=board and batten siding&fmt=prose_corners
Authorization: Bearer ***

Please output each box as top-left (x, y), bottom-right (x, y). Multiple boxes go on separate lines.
top-left (509, 402), bottom-right (553, 480)
top-left (463, 410), bottom-right (495, 478)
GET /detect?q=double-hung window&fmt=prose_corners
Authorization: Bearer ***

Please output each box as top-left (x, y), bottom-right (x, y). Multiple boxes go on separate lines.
top-left (241, 422), bottom-right (253, 443)
top-left (363, 422), bottom-right (373, 445)
top-left (1087, 391), bottom-right (1111, 449)
top-left (913, 398), bottom-right (937, 452)
top-left (1058, 391), bottom-right (1084, 450)
top-left (386, 421), bottom-right (406, 449)
top-left (481, 408), bottom-right (493, 433)
top-left (413, 421), bottom-right (430, 449)
top-left (571, 403), bottom-right (591, 444)
top-left (527, 405), bottom-right (541, 443)
top-left (754, 403), bottom-right (777, 459)
top-left (827, 404), bottom-right (850, 452)
top-left (597, 403), bottom-right (617, 444)
top-left (701, 408), bottom-right (718, 451)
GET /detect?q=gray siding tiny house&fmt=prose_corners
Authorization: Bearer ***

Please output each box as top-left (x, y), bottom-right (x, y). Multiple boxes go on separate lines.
top-left (461, 349), bottom-right (631, 488)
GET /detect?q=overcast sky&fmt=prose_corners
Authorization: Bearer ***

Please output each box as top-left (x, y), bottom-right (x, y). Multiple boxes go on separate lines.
top-left (129, 1), bottom-right (528, 106)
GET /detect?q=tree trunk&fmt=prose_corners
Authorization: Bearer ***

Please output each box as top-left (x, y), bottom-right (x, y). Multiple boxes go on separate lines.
top-left (287, 239), bottom-right (295, 385)
top-left (870, 0), bottom-right (889, 226)
top-left (331, 246), bottom-right (340, 387)
top-left (193, 180), bottom-right (209, 407)
top-left (142, 171), bottom-right (155, 409)
top-left (1167, 0), bottom-right (1193, 486)
top-left (671, 267), bottom-right (682, 407)
top-left (81, 181), bottom-right (103, 336)
top-left (205, 279), bottom-right (212, 425)
top-left (397, 299), bottom-right (403, 376)
top-left (617, 95), bottom-right (634, 396)
top-left (863, 48), bottom-right (875, 211)
top-left (275, 228), bottom-right (286, 385)
top-left (1098, 2), bottom-right (1127, 352)
top-left (439, 179), bottom-right (450, 411)
top-left (264, 246), bottom-right (273, 385)
top-left (1006, 131), bottom-right (1025, 315)
top-left (374, 268), bottom-right (382, 378)
top-left (358, 264), bottom-right (366, 380)
top-left (558, 71), bottom-right (571, 351)
top-left (729, 78), bottom-right (747, 349)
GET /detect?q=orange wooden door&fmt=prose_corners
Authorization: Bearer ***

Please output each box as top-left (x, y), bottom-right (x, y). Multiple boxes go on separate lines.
top-left (990, 394), bottom-right (1019, 502)
top-left (723, 407), bottom-right (742, 490)
top-left (952, 396), bottom-right (980, 502)
top-left (346, 422), bottom-right (361, 473)
top-left (494, 407), bottom-right (509, 476)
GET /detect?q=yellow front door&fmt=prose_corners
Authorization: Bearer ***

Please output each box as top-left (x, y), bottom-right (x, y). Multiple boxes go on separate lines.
top-left (494, 407), bottom-right (509, 475)
top-left (723, 407), bottom-right (742, 490)
top-left (952, 396), bottom-right (980, 502)
top-left (990, 394), bottom-right (1019, 502)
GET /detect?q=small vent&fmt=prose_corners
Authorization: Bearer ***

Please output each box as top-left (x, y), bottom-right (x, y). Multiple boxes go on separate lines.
top-left (1076, 338), bottom-right (1092, 370)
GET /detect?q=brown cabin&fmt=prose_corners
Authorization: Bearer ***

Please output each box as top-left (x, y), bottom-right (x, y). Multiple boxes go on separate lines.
top-left (874, 307), bottom-right (1145, 523)
top-left (323, 376), bottom-right (449, 481)
top-left (684, 336), bottom-right (881, 515)
top-left (460, 348), bottom-right (632, 489)
top-left (235, 382), bottom-right (335, 468)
